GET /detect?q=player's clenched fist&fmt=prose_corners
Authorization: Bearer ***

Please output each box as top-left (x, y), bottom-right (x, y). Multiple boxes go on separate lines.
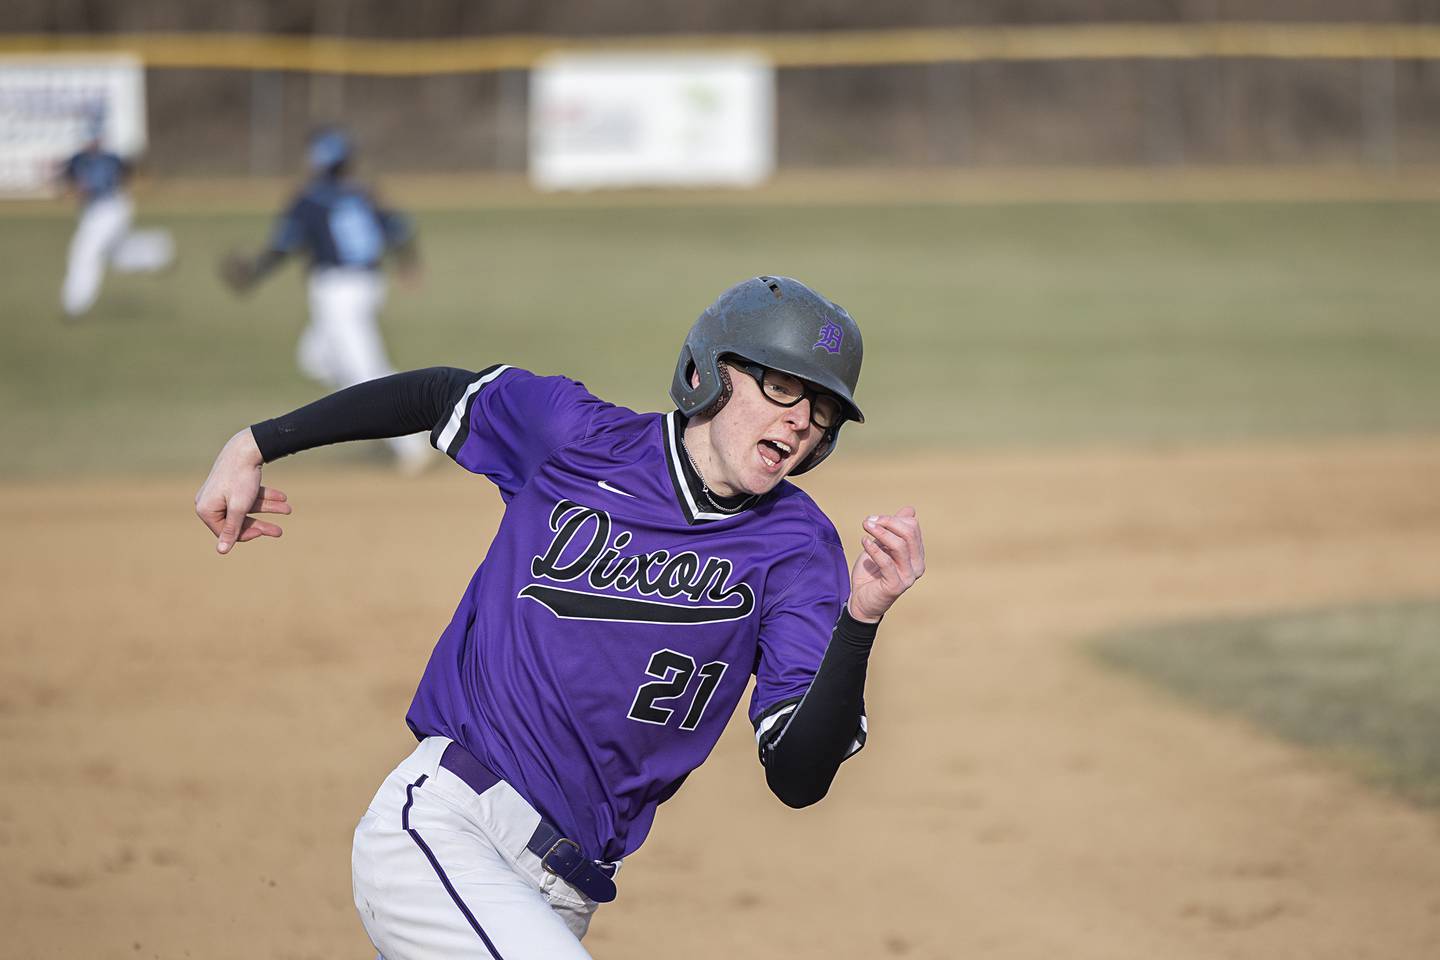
top-left (195, 428), bottom-right (291, 555)
top-left (847, 506), bottom-right (925, 623)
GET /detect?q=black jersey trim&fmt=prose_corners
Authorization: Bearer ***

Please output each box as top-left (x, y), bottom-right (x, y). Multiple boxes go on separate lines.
top-left (434, 364), bottom-right (511, 459)
top-left (753, 697), bottom-right (803, 763)
top-left (662, 411), bottom-right (760, 525)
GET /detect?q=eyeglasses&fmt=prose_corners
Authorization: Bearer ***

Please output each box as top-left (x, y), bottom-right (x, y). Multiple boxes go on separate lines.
top-left (727, 361), bottom-right (844, 430)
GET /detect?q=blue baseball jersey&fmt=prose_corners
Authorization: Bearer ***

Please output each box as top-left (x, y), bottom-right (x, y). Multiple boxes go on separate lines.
top-left (405, 366), bottom-right (862, 862)
top-left (62, 149), bottom-right (127, 204)
top-left (268, 179), bottom-right (411, 270)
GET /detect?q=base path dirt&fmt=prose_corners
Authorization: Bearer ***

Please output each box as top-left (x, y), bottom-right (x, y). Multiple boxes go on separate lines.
top-left (3, 438), bottom-right (1439, 960)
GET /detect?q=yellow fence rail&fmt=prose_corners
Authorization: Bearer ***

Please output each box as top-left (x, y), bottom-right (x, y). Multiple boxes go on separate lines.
top-left (2, 23), bottom-right (1440, 74)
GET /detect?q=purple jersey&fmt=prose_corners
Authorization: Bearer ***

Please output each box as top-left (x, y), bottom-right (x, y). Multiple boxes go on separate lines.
top-left (405, 366), bottom-right (862, 862)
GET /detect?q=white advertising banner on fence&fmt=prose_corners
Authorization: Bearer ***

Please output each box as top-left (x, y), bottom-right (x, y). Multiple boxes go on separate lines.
top-left (0, 54), bottom-right (147, 197)
top-left (529, 52), bottom-right (774, 191)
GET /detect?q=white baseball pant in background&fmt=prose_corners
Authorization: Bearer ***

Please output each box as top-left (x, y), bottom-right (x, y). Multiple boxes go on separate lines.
top-left (61, 192), bottom-right (174, 316)
top-left (300, 267), bottom-right (431, 470)
top-left (352, 736), bottom-right (602, 960)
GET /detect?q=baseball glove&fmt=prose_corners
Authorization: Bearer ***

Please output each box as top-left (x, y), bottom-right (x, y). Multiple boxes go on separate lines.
top-left (218, 252), bottom-right (257, 295)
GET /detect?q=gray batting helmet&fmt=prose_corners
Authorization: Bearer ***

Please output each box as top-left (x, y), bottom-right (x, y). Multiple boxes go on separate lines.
top-left (670, 275), bottom-right (863, 474)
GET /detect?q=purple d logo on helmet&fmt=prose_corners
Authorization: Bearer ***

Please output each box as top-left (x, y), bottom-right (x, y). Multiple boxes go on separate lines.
top-left (814, 320), bottom-right (844, 354)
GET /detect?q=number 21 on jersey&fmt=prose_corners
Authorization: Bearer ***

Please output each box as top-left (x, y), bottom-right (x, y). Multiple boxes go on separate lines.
top-left (627, 650), bottom-right (728, 731)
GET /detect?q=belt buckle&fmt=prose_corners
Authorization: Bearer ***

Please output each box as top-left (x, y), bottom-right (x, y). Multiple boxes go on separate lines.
top-left (542, 837), bottom-right (583, 877)
top-left (541, 836), bottom-right (618, 903)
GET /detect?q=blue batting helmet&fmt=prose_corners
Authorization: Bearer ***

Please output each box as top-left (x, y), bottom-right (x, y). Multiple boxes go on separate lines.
top-left (308, 128), bottom-right (352, 172)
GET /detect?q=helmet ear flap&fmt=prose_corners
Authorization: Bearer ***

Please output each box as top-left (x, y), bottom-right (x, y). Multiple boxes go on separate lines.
top-left (696, 362), bottom-right (733, 420)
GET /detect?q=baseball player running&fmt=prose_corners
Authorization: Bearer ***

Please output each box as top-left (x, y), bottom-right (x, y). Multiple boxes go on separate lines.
top-left (195, 276), bottom-right (925, 958)
top-left (220, 126), bottom-right (430, 473)
top-left (58, 119), bottom-right (174, 319)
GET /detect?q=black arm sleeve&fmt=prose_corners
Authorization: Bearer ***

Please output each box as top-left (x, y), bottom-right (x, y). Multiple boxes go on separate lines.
top-left (250, 367), bottom-right (474, 462)
top-left (760, 609), bottom-right (878, 809)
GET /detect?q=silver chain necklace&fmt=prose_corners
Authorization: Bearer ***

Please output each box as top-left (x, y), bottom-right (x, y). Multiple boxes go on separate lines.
top-left (680, 436), bottom-right (740, 513)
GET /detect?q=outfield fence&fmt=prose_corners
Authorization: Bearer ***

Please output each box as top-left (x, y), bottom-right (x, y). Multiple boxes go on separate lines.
top-left (5, 23), bottom-right (1440, 175)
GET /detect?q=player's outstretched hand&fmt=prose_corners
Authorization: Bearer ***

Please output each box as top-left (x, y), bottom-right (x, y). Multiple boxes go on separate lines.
top-left (847, 506), bottom-right (924, 624)
top-left (195, 428), bottom-right (291, 555)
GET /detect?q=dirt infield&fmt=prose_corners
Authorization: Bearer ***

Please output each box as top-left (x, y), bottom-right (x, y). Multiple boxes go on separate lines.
top-left (3, 439), bottom-right (1440, 959)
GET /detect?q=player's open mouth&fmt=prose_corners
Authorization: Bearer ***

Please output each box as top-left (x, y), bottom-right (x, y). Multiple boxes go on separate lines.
top-left (757, 438), bottom-right (793, 469)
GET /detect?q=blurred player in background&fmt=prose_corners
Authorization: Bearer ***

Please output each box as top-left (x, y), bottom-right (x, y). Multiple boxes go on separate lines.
top-left (220, 126), bottom-right (431, 474)
top-left (58, 112), bottom-right (175, 319)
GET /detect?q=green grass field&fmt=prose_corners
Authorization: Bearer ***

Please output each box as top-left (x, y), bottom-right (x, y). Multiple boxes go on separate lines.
top-left (3, 198), bottom-right (1440, 476)
top-left (1092, 601), bottom-right (1440, 807)
top-left (4, 194), bottom-right (1439, 813)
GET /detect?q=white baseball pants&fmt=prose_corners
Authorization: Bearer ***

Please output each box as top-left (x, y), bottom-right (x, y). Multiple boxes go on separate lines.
top-left (299, 268), bottom-right (430, 467)
top-left (352, 737), bottom-right (601, 959)
top-left (61, 193), bottom-right (174, 316)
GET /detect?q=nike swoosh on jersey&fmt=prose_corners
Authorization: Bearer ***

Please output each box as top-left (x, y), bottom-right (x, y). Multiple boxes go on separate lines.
top-left (597, 480), bottom-right (637, 498)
